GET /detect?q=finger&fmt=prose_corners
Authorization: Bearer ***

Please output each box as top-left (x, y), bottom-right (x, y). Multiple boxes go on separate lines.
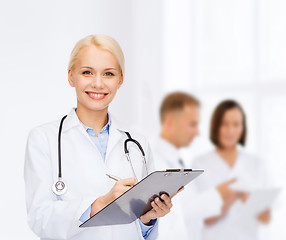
top-left (151, 199), bottom-right (165, 215)
top-left (236, 191), bottom-right (249, 196)
top-left (261, 208), bottom-right (270, 215)
top-left (120, 185), bottom-right (133, 193)
top-left (154, 197), bottom-right (171, 213)
top-left (118, 177), bottom-right (138, 187)
top-left (160, 194), bottom-right (172, 205)
top-left (226, 178), bottom-right (237, 185)
top-left (112, 183), bottom-right (133, 198)
top-left (171, 186), bottom-right (184, 198)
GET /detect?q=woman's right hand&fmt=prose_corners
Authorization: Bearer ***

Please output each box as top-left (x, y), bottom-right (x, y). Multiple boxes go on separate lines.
top-left (205, 178), bottom-right (247, 226)
top-left (90, 178), bottom-right (137, 217)
top-left (216, 178), bottom-right (238, 215)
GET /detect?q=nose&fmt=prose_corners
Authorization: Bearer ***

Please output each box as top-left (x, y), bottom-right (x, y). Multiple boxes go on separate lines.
top-left (227, 125), bottom-right (235, 134)
top-left (91, 74), bottom-right (104, 89)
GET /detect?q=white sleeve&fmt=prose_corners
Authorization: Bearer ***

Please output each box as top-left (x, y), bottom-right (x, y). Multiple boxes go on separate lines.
top-left (24, 127), bottom-right (96, 239)
top-left (145, 141), bottom-right (156, 173)
top-left (182, 185), bottom-right (223, 221)
top-left (184, 157), bottom-right (223, 220)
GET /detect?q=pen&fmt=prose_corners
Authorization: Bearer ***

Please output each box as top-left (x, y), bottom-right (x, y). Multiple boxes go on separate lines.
top-left (106, 174), bottom-right (136, 187)
top-left (106, 173), bottom-right (121, 181)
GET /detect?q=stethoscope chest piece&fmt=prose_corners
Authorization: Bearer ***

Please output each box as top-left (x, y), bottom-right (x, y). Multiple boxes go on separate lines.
top-left (52, 178), bottom-right (67, 196)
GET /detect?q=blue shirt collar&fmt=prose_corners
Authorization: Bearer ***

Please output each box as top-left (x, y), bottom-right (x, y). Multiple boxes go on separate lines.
top-left (78, 111), bottom-right (111, 136)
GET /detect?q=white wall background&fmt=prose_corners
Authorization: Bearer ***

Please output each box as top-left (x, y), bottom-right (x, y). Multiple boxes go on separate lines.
top-left (0, 0), bottom-right (285, 239)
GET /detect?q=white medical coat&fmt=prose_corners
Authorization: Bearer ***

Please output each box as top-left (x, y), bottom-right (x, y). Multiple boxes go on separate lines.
top-left (192, 149), bottom-right (268, 240)
top-left (151, 137), bottom-right (223, 240)
top-left (24, 109), bottom-right (158, 240)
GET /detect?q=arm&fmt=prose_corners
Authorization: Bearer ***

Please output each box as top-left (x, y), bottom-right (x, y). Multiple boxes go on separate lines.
top-left (182, 185), bottom-right (223, 222)
top-left (204, 179), bottom-right (248, 226)
top-left (90, 177), bottom-right (171, 240)
top-left (187, 160), bottom-right (234, 225)
top-left (24, 128), bottom-right (95, 239)
top-left (90, 178), bottom-right (137, 217)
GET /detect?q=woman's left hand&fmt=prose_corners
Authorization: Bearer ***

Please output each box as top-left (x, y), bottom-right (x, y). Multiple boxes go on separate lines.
top-left (140, 194), bottom-right (172, 225)
top-left (257, 208), bottom-right (271, 224)
top-left (139, 187), bottom-right (184, 225)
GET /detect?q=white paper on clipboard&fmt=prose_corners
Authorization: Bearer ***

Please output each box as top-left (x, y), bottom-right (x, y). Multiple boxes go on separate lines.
top-left (236, 188), bottom-right (281, 227)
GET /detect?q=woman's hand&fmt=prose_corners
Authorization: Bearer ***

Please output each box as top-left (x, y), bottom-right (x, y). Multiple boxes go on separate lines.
top-left (257, 208), bottom-right (271, 224)
top-left (216, 178), bottom-right (240, 216)
top-left (90, 178), bottom-right (137, 217)
top-left (205, 179), bottom-right (248, 226)
top-left (140, 187), bottom-right (184, 225)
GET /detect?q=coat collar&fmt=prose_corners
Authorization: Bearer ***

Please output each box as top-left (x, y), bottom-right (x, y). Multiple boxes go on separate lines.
top-left (61, 108), bottom-right (129, 159)
top-left (61, 108), bottom-right (129, 133)
top-left (155, 137), bottom-right (181, 168)
top-left (61, 108), bottom-right (81, 133)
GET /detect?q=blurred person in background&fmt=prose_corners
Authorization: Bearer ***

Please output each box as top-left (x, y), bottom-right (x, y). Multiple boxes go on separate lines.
top-left (151, 92), bottom-right (238, 240)
top-left (193, 100), bottom-right (271, 240)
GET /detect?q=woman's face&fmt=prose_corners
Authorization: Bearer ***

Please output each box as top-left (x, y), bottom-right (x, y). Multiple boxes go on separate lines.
top-left (218, 107), bottom-right (244, 149)
top-left (68, 45), bottom-right (123, 112)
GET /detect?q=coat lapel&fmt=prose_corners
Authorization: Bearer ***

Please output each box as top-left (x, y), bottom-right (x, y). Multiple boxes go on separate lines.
top-left (105, 114), bottom-right (128, 160)
top-left (62, 108), bottom-right (101, 152)
top-left (62, 109), bottom-right (127, 161)
top-left (105, 122), bottom-right (123, 161)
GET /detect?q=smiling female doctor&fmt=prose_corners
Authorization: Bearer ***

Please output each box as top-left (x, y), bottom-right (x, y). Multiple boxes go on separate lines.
top-left (24, 35), bottom-right (173, 240)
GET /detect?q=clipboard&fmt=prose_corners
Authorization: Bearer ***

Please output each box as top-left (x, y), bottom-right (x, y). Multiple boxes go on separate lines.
top-left (80, 169), bottom-right (204, 228)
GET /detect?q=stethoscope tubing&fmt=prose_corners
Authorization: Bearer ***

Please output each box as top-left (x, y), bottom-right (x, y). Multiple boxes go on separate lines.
top-left (124, 138), bottom-right (145, 157)
top-left (57, 115), bottom-right (67, 179)
top-left (53, 115), bottom-right (148, 196)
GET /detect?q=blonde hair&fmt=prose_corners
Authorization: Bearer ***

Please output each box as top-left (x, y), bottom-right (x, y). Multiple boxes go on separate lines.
top-left (68, 34), bottom-right (125, 77)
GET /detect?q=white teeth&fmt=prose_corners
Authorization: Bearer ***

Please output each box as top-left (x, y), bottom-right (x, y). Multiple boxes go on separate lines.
top-left (89, 93), bottom-right (105, 98)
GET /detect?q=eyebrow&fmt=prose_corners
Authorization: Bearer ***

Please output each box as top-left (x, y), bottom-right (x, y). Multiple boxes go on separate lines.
top-left (105, 68), bottom-right (117, 71)
top-left (80, 66), bottom-right (118, 71)
top-left (80, 66), bottom-right (93, 69)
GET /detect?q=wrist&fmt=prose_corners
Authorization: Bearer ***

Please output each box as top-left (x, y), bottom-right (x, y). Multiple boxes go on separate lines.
top-left (90, 195), bottom-right (107, 217)
top-left (140, 215), bottom-right (152, 225)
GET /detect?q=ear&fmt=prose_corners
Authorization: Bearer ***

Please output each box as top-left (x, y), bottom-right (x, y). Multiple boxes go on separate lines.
top-left (164, 113), bottom-right (174, 126)
top-left (117, 75), bottom-right (124, 89)
top-left (68, 70), bottom-right (75, 87)
top-left (162, 113), bottom-right (175, 135)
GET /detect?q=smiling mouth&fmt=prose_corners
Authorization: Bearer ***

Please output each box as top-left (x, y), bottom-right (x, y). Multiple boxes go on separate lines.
top-left (86, 91), bottom-right (108, 100)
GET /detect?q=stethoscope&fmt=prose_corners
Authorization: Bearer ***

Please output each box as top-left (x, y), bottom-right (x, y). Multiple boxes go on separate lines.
top-left (52, 115), bottom-right (148, 196)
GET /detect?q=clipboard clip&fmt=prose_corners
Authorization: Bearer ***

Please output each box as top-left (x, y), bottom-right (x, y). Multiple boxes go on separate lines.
top-left (165, 169), bottom-right (193, 177)
top-left (165, 169), bottom-right (192, 172)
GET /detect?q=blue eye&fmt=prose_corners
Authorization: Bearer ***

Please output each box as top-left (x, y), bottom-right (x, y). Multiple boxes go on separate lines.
top-left (105, 72), bottom-right (114, 76)
top-left (82, 71), bottom-right (92, 75)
